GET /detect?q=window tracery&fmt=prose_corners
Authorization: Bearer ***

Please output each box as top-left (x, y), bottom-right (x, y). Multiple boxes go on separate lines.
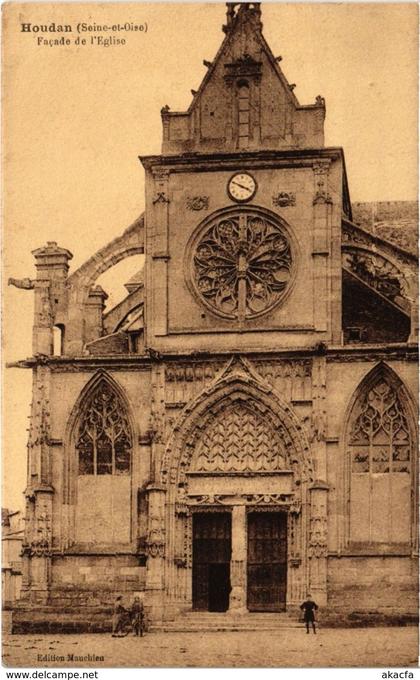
top-left (191, 209), bottom-right (293, 321)
top-left (346, 367), bottom-right (414, 546)
top-left (76, 380), bottom-right (132, 475)
top-left (348, 378), bottom-right (411, 475)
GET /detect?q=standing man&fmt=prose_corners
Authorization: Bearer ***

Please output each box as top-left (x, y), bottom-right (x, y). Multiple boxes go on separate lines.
top-left (300, 593), bottom-right (318, 634)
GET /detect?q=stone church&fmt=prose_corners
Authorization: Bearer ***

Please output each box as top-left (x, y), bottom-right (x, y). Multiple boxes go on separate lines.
top-left (11, 3), bottom-right (418, 631)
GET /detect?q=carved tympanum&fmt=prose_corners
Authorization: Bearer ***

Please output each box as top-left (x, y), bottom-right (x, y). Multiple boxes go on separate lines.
top-left (192, 403), bottom-right (287, 472)
top-left (192, 210), bottom-right (293, 320)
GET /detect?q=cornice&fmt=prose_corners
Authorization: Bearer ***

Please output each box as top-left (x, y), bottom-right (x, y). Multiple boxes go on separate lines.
top-left (7, 342), bottom-right (417, 370)
top-left (139, 147), bottom-right (345, 172)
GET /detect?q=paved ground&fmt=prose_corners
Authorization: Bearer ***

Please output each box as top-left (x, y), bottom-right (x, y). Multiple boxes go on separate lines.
top-left (3, 627), bottom-right (419, 668)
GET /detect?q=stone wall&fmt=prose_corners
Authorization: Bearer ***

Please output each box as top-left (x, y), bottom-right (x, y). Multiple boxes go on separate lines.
top-left (352, 201), bottom-right (418, 255)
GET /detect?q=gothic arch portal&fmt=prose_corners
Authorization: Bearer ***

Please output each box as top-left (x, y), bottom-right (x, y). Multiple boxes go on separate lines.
top-left (343, 362), bottom-right (417, 551)
top-left (161, 358), bottom-right (315, 611)
top-left (62, 371), bottom-right (137, 550)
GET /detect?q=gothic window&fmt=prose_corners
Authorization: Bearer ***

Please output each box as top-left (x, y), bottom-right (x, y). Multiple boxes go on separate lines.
top-left (347, 368), bottom-right (413, 545)
top-left (191, 208), bottom-right (293, 321)
top-left (349, 378), bottom-right (411, 475)
top-left (237, 81), bottom-right (250, 148)
top-left (76, 380), bottom-right (132, 476)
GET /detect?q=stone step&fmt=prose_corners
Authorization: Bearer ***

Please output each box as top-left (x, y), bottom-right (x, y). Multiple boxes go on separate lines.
top-left (153, 612), bottom-right (301, 632)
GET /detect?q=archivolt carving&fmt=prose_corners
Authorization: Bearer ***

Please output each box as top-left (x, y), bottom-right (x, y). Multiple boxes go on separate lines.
top-left (161, 358), bottom-right (313, 496)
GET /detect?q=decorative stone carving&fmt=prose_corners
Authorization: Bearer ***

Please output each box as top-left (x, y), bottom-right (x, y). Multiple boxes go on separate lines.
top-left (186, 493), bottom-right (298, 508)
top-left (191, 209), bottom-right (293, 320)
top-left (162, 357), bottom-right (314, 491)
top-left (313, 189), bottom-right (332, 206)
top-left (312, 161), bottom-right (330, 175)
top-left (149, 364), bottom-right (166, 449)
top-left (342, 223), bottom-right (372, 248)
top-left (8, 277), bottom-right (35, 290)
top-left (186, 196), bottom-right (209, 211)
top-left (312, 161), bottom-right (332, 206)
top-left (272, 192), bottom-right (296, 208)
top-left (28, 384), bottom-right (50, 451)
top-left (308, 515), bottom-right (327, 558)
top-left (152, 192), bottom-right (170, 205)
top-left (146, 528), bottom-right (166, 558)
top-left (193, 403), bottom-right (287, 472)
top-left (26, 537), bottom-right (52, 558)
top-left (342, 247), bottom-right (408, 302)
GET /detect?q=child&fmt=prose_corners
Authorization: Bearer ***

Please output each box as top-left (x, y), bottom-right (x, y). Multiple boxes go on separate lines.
top-left (300, 593), bottom-right (318, 634)
top-left (130, 595), bottom-right (145, 637)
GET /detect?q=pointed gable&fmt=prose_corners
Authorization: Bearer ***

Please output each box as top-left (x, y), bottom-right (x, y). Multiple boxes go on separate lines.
top-left (161, 3), bottom-right (325, 154)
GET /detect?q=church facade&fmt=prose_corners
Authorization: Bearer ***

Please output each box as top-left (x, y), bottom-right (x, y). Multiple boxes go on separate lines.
top-left (11, 3), bottom-right (418, 631)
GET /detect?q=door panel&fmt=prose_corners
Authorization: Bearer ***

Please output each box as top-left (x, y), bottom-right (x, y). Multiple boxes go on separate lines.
top-left (192, 513), bottom-right (231, 611)
top-left (247, 512), bottom-right (287, 612)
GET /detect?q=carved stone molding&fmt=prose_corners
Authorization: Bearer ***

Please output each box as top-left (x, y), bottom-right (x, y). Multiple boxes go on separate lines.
top-left (23, 537), bottom-right (52, 558)
top-left (312, 160), bottom-right (331, 206)
top-left (186, 196), bottom-right (209, 211)
top-left (184, 493), bottom-right (300, 509)
top-left (151, 168), bottom-right (170, 181)
top-left (146, 530), bottom-right (165, 558)
top-left (313, 189), bottom-right (332, 206)
top-left (312, 161), bottom-right (330, 176)
top-left (342, 246), bottom-right (409, 303)
top-left (272, 192), bottom-right (296, 208)
top-left (152, 192), bottom-right (170, 205)
top-left (308, 516), bottom-right (327, 558)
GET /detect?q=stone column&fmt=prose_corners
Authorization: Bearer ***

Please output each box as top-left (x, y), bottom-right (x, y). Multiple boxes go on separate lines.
top-left (228, 504), bottom-right (247, 614)
top-left (22, 364), bottom-right (54, 604)
top-left (312, 161), bottom-right (332, 337)
top-left (151, 168), bottom-right (170, 337)
top-left (145, 484), bottom-right (166, 622)
top-left (308, 481), bottom-right (329, 606)
top-left (85, 285), bottom-right (108, 343)
top-left (31, 242), bottom-right (73, 356)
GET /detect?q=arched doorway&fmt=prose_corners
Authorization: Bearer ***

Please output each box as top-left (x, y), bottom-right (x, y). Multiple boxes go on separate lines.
top-left (161, 359), bottom-right (314, 615)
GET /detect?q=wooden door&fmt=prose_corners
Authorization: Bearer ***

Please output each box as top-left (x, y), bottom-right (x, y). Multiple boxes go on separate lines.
top-left (247, 512), bottom-right (287, 612)
top-left (192, 513), bottom-right (231, 611)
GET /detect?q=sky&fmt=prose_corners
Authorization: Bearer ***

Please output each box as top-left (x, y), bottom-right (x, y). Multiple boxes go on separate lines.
top-left (2, 2), bottom-right (419, 511)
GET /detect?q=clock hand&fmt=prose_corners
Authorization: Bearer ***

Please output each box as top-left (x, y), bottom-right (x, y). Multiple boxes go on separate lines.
top-left (232, 181), bottom-right (252, 192)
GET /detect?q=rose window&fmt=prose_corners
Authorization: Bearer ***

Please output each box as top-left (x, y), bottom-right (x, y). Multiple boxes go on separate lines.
top-left (191, 210), bottom-right (293, 320)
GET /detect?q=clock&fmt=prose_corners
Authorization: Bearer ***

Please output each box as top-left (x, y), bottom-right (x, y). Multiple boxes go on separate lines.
top-left (227, 172), bottom-right (257, 203)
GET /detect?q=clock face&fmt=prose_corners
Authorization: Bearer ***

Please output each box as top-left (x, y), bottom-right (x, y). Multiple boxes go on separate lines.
top-left (227, 172), bottom-right (257, 203)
